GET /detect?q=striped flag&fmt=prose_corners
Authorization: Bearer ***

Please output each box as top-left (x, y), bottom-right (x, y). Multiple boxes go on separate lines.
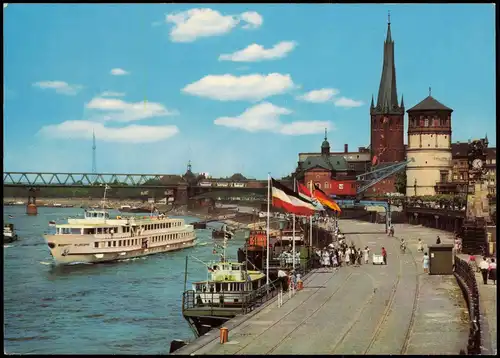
top-left (271, 178), bottom-right (316, 216)
top-left (297, 182), bottom-right (324, 211)
top-left (313, 185), bottom-right (342, 212)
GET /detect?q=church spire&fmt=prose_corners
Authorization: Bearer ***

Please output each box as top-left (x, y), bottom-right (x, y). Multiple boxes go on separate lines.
top-left (376, 12), bottom-right (399, 113)
top-left (386, 10), bottom-right (392, 42)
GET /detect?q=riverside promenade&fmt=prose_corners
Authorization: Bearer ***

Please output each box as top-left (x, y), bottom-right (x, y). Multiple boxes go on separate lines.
top-left (175, 220), bottom-right (470, 355)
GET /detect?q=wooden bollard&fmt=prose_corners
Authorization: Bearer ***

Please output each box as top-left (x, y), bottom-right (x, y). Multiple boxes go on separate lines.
top-left (220, 327), bottom-right (229, 344)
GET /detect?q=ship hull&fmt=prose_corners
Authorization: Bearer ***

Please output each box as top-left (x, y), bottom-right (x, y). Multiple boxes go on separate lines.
top-left (42, 238), bottom-right (196, 265)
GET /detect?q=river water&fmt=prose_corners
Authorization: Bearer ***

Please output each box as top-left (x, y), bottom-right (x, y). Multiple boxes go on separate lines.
top-left (3, 206), bottom-right (243, 354)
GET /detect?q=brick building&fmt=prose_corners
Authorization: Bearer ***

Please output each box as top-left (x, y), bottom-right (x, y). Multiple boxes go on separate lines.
top-left (295, 132), bottom-right (359, 197)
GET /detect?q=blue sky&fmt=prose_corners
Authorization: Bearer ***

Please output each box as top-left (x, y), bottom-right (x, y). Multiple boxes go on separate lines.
top-left (4, 4), bottom-right (496, 179)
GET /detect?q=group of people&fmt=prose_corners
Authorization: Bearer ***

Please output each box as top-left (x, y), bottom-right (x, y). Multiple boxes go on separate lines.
top-left (469, 255), bottom-right (497, 285)
top-left (277, 249), bottom-right (301, 268)
top-left (314, 238), bottom-right (372, 269)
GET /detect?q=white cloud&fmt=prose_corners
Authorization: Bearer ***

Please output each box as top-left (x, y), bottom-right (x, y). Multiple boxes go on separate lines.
top-left (86, 97), bottom-right (178, 122)
top-left (39, 120), bottom-right (179, 143)
top-left (110, 68), bottom-right (129, 76)
top-left (334, 96), bottom-right (364, 108)
top-left (100, 91), bottom-right (126, 97)
top-left (33, 81), bottom-right (83, 96)
top-left (165, 8), bottom-right (263, 42)
top-left (239, 11), bottom-right (263, 29)
top-left (219, 41), bottom-right (297, 62)
top-left (296, 88), bottom-right (339, 103)
top-left (182, 73), bottom-right (296, 101)
top-left (214, 102), bottom-right (331, 136)
top-left (279, 121), bottom-right (333, 135)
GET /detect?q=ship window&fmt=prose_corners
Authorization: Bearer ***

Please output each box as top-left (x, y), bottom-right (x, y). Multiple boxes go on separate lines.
top-left (94, 242), bottom-right (98, 248)
top-left (113, 241), bottom-right (116, 247)
top-left (215, 283), bottom-right (221, 292)
top-left (118, 240), bottom-right (122, 246)
top-left (108, 241), bottom-right (112, 247)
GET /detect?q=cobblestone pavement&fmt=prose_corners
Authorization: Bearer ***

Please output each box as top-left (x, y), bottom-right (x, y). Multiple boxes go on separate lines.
top-left (177, 220), bottom-right (469, 355)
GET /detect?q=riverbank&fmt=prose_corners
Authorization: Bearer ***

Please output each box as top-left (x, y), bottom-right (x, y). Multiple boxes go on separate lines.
top-left (2, 197), bottom-right (270, 230)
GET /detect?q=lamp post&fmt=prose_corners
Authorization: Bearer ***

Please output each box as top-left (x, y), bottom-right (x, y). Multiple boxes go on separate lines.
top-left (414, 178), bottom-right (417, 197)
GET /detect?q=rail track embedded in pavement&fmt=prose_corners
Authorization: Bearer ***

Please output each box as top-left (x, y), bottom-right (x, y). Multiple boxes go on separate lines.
top-left (232, 271), bottom-right (354, 355)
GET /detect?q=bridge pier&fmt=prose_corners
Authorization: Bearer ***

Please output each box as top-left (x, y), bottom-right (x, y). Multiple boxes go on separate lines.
top-left (26, 187), bottom-right (38, 215)
top-left (175, 185), bottom-right (188, 206)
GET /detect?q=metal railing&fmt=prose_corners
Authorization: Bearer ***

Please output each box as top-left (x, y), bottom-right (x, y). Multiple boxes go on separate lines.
top-left (454, 256), bottom-right (481, 355)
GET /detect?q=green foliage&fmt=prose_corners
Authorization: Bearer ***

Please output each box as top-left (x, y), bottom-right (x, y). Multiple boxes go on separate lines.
top-left (394, 170), bottom-right (407, 194)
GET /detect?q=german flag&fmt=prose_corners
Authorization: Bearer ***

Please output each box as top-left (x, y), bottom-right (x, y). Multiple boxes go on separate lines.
top-left (313, 185), bottom-right (342, 212)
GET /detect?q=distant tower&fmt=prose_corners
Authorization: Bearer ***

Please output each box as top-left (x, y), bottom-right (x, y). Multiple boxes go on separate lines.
top-left (321, 128), bottom-right (330, 156)
top-left (406, 91), bottom-right (453, 196)
top-left (92, 130), bottom-right (97, 177)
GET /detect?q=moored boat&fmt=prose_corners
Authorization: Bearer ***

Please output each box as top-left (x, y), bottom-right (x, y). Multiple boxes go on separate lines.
top-left (4, 223), bottom-right (18, 243)
top-left (119, 205), bottom-right (152, 213)
top-left (181, 234), bottom-right (269, 337)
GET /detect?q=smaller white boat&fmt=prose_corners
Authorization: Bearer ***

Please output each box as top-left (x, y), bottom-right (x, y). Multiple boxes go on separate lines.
top-left (4, 224), bottom-right (18, 243)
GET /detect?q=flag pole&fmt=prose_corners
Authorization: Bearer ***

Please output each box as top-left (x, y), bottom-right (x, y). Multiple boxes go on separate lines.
top-left (292, 177), bottom-right (296, 271)
top-left (309, 180), bottom-right (313, 248)
top-left (266, 172), bottom-right (271, 287)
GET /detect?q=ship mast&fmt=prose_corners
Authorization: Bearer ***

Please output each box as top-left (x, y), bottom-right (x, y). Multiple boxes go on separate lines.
top-left (102, 184), bottom-right (110, 222)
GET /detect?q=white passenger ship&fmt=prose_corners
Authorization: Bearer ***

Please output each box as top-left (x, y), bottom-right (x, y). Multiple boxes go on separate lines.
top-left (43, 209), bottom-right (196, 265)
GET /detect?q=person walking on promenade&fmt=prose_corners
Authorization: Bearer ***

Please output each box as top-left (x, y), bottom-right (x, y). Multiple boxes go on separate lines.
top-left (356, 248), bottom-right (362, 266)
top-left (417, 239), bottom-right (424, 253)
top-left (488, 258), bottom-right (496, 285)
top-left (278, 269), bottom-right (289, 291)
top-left (436, 236), bottom-right (441, 244)
top-left (350, 246), bottom-right (356, 265)
top-left (422, 252), bottom-right (430, 274)
top-left (345, 248), bottom-right (350, 266)
top-left (331, 250), bottom-right (338, 268)
top-left (479, 257), bottom-right (490, 284)
top-left (381, 247), bottom-right (387, 265)
top-left (363, 246), bottom-right (370, 264)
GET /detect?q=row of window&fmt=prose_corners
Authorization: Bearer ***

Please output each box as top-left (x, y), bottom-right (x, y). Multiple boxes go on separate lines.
top-left (95, 238), bottom-right (141, 248)
top-left (151, 232), bottom-right (190, 243)
top-left (143, 221), bottom-right (181, 231)
top-left (315, 182), bottom-right (356, 190)
top-left (93, 232), bottom-right (192, 248)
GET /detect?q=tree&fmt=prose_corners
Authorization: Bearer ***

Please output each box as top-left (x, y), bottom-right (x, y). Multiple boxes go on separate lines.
top-left (281, 174), bottom-right (293, 180)
top-left (394, 170), bottom-right (407, 195)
